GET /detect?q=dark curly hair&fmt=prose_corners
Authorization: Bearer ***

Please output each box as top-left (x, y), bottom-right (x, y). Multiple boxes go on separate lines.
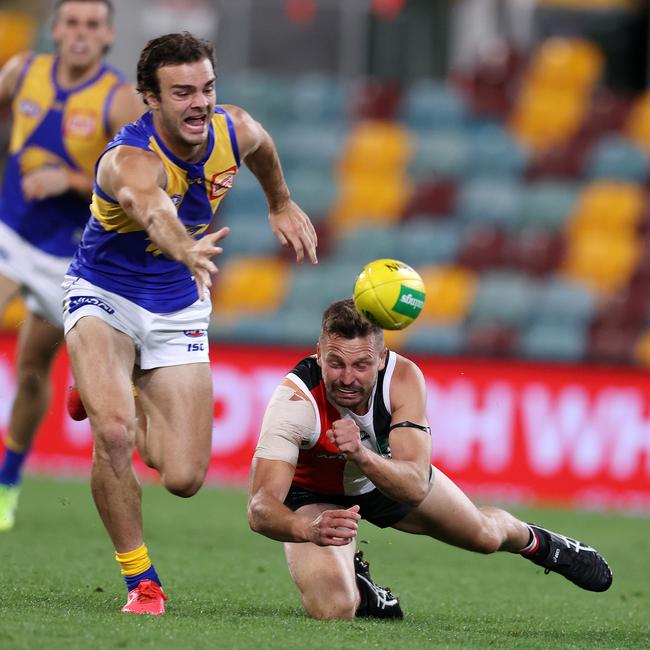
top-left (136, 32), bottom-right (216, 103)
top-left (320, 299), bottom-right (384, 345)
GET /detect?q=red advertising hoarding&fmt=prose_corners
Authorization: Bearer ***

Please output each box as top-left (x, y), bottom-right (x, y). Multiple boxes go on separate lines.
top-left (1, 334), bottom-right (649, 510)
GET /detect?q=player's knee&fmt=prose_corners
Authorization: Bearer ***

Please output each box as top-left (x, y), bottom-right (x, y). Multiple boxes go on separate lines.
top-left (15, 365), bottom-right (49, 398)
top-left (162, 469), bottom-right (204, 498)
top-left (303, 591), bottom-right (357, 620)
top-left (93, 416), bottom-right (135, 464)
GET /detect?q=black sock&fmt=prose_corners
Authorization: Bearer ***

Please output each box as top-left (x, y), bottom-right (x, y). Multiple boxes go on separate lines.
top-left (523, 526), bottom-right (550, 562)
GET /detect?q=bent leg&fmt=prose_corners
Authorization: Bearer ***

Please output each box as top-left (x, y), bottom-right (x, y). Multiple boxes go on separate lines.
top-left (66, 316), bottom-right (140, 552)
top-left (8, 312), bottom-right (63, 449)
top-left (393, 468), bottom-right (529, 553)
top-left (284, 504), bottom-right (359, 620)
top-left (133, 362), bottom-right (213, 497)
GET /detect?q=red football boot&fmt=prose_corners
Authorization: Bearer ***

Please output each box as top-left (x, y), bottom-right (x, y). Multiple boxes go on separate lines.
top-left (121, 579), bottom-right (167, 616)
top-left (66, 385), bottom-right (87, 421)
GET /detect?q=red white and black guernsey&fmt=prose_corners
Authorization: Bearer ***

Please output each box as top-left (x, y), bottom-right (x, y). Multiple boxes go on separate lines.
top-left (286, 351), bottom-right (397, 496)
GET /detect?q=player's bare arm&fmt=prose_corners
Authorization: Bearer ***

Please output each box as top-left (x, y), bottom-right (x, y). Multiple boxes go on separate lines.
top-left (249, 379), bottom-right (360, 545)
top-left (0, 52), bottom-right (30, 106)
top-left (100, 145), bottom-right (229, 297)
top-left (327, 357), bottom-right (432, 507)
top-left (248, 458), bottom-right (360, 546)
top-left (223, 103), bottom-right (318, 265)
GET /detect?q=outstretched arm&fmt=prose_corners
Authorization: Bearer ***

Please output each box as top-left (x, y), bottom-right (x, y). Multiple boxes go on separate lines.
top-left (98, 145), bottom-right (228, 298)
top-left (223, 103), bottom-right (318, 265)
top-left (248, 458), bottom-right (360, 545)
top-left (327, 357), bottom-right (432, 507)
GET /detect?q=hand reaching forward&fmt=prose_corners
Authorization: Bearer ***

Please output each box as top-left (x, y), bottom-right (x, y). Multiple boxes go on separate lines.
top-left (269, 199), bottom-right (318, 264)
top-left (307, 505), bottom-right (361, 546)
top-left (182, 226), bottom-right (230, 300)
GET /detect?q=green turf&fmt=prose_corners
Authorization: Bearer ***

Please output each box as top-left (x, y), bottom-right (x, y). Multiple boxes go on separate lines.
top-left (0, 476), bottom-right (648, 649)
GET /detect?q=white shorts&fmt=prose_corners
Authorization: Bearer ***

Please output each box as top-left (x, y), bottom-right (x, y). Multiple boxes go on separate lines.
top-left (0, 220), bottom-right (70, 327)
top-left (62, 275), bottom-right (212, 370)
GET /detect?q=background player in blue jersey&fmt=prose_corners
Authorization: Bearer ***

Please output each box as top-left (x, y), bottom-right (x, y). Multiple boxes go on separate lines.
top-left (0, 0), bottom-right (143, 531)
top-left (248, 299), bottom-right (613, 620)
top-left (62, 32), bottom-right (318, 615)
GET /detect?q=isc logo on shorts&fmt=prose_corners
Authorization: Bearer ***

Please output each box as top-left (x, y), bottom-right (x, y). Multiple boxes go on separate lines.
top-left (68, 295), bottom-right (115, 314)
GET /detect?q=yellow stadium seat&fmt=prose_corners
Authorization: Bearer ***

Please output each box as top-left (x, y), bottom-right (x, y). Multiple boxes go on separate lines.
top-left (527, 37), bottom-right (604, 93)
top-left (0, 295), bottom-right (26, 331)
top-left (562, 232), bottom-right (641, 294)
top-left (416, 264), bottom-right (478, 323)
top-left (566, 181), bottom-right (645, 237)
top-left (0, 12), bottom-right (35, 64)
top-left (338, 120), bottom-right (413, 176)
top-left (625, 91), bottom-right (650, 153)
top-left (211, 256), bottom-right (290, 316)
top-left (329, 177), bottom-right (411, 233)
top-left (509, 87), bottom-right (588, 150)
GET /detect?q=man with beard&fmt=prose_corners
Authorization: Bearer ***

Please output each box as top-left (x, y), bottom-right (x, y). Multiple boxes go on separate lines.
top-left (248, 299), bottom-right (612, 620)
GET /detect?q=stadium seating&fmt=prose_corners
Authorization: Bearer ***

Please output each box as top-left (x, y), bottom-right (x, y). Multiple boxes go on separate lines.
top-left (211, 256), bottom-right (290, 317)
top-left (0, 11), bottom-right (35, 65)
top-left (401, 80), bottom-right (468, 131)
top-left (409, 130), bottom-right (472, 180)
top-left (7, 32), bottom-right (650, 368)
top-left (584, 136), bottom-right (648, 183)
top-left (417, 264), bottom-right (477, 323)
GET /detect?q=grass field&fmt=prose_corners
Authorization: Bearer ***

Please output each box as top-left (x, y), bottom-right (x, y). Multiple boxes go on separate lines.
top-left (0, 477), bottom-right (648, 649)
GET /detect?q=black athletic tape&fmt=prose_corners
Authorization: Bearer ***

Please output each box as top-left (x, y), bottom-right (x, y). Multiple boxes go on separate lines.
top-left (388, 420), bottom-right (431, 435)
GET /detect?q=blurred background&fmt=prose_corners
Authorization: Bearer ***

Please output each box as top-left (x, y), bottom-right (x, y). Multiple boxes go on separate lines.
top-left (1, 0), bottom-right (650, 510)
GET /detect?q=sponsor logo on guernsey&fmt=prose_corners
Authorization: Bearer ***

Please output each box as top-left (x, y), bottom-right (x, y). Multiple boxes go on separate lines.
top-left (360, 430), bottom-right (370, 441)
top-left (19, 99), bottom-right (41, 118)
top-left (184, 329), bottom-right (206, 338)
top-left (392, 285), bottom-right (425, 318)
top-left (64, 109), bottom-right (98, 139)
top-left (315, 453), bottom-right (346, 461)
top-left (208, 165), bottom-right (237, 201)
top-left (68, 296), bottom-right (115, 315)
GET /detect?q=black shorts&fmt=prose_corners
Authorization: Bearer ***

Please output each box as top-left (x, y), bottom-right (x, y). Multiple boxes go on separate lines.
top-left (284, 485), bottom-right (412, 529)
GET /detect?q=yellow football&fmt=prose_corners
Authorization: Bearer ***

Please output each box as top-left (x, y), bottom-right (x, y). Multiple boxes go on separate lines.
top-left (353, 259), bottom-right (426, 330)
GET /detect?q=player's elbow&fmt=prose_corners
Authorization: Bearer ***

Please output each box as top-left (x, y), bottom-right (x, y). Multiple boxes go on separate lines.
top-left (402, 474), bottom-right (431, 507)
top-left (404, 484), bottom-right (429, 508)
top-left (247, 495), bottom-right (264, 534)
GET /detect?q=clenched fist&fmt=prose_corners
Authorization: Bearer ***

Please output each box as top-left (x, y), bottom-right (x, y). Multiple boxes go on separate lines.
top-left (326, 419), bottom-right (367, 462)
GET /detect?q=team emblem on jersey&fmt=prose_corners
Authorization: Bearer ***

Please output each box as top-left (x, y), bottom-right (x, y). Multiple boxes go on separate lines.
top-left (208, 165), bottom-right (237, 201)
top-left (64, 109), bottom-right (98, 139)
top-left (184, 329), bottom-right (206, 338)
top-left (18, 99), bottom-right (41, 118)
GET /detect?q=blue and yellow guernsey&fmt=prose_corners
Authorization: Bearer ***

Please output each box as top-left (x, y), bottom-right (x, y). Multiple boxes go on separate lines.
top-left (0, 53), bottom-right (126, 257)
top-left (67, 108), bottom-right (240, 313)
